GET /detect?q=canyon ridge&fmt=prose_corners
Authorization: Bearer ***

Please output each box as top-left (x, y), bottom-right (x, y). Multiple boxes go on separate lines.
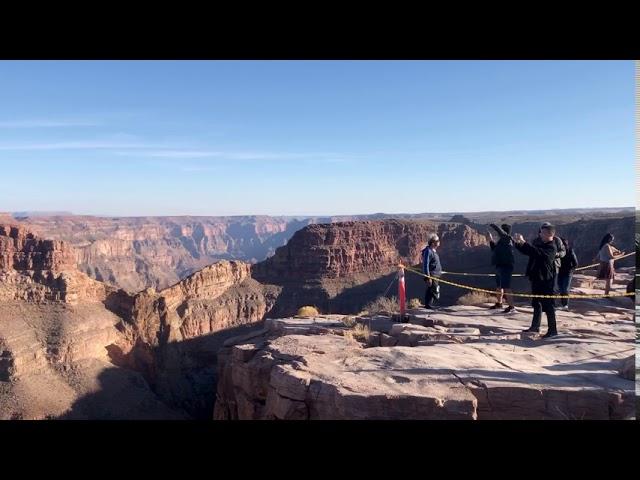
top-left (0, 209), bottom-right (635, 419)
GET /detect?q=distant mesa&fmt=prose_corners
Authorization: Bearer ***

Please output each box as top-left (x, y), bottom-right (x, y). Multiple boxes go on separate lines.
top-left (12, 211), bottom-right (74, 219)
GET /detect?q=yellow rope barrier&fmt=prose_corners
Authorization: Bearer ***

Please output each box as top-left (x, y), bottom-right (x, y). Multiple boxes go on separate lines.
top-left (400, 264), bottom-right (636, 299)
top-left (439, 252), bottom-right (635, 278)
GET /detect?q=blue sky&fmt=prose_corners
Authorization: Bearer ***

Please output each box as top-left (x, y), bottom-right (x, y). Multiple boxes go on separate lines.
top-left (0, 60), bottom-right (634, 216)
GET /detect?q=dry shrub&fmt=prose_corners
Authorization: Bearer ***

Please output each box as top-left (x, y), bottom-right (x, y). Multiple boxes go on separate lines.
top-left (344, 323), bottom-right (370, 343)
top-left (297, 306), bottom-right (319, 317)
top-left (457, 291), bottom-right (494, 306)
top-left (408, 298), bottom-right (422, 309)
top-left (361, 296), bottom-right (399, 316)
top-left (341, 316), bottom-right (357, 327)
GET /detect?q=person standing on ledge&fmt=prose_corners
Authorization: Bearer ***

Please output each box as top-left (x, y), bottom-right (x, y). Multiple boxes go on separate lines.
top-left (513, 223), bottom-right (560, 338)
top-left (488, 223), bottom-right (516, 313)
top-left (594, 233), bottom-right (625, 296)
top-left (557, 237), bottom-right (578, 310)
top-left (421, 234), bottom-right (442, 310)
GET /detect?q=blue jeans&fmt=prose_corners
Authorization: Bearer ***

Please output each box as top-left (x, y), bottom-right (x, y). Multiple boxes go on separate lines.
top-left (557, 273), bottom-right (573, 307)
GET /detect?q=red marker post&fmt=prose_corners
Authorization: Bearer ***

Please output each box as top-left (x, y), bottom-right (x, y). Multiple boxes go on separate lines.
top-left (398, 265), bottom-right (406, 318)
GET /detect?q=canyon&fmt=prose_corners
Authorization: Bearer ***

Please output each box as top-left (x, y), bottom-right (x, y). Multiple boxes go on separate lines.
top-left (12, 210), bottom-right (635, 294)
top-left (0, 210), bottom-right (635, 419)
top-left (0, 223), bottom-right (277, 419)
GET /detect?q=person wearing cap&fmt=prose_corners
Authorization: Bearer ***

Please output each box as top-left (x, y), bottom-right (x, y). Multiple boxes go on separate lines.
top-left (512, 223), bottom-right (561, 338)
top-left (488, 223), bottom-right (516, 313)
top-left (421, 234), bottom-right (442, 309)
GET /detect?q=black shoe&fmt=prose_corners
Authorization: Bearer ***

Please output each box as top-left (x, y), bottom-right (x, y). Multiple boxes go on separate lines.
top-left (424, 305), bottom-right (435, 310)
top-left (542, 331), bottom-right (558, 338)
top-left (522, 327), bottom-right (540, 333)
top-left (503, 306), bottom-right (516, 313)
top-left (489, 303), bottom-right (503, 309)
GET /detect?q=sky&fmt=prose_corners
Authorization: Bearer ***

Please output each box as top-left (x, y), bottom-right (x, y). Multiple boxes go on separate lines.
top-left (0, 60), bottom-right (634, 217)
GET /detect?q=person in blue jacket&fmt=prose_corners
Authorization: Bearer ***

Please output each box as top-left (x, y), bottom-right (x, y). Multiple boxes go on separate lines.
top-left (422, 234), bottom-right (443, 309)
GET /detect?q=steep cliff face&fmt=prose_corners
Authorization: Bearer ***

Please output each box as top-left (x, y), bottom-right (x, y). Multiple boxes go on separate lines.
top-left (0, 224), bottom-right (110, 304)
top-left (105, 260), bottom-right (281, 417)
top-left (252, 220), bottom-right (491, 315)
top-left (252, 216), bottom-right (635, 316)
top-left (0, 225), bottom-right (278, 419)
top-left (0, 224), bottom-right (185, 419)
top-left (0, 225), bottom-right (75, 271)
top-left (20, 215), bottom-right (314, 292)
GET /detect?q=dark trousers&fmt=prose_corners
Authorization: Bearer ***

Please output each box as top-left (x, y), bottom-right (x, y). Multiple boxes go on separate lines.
top-left (530, 278), bottom-right (557, 333)
top-left (557, 273), bottom-right (573, 307)
top-left (424, 278), bottom-right (440, 307)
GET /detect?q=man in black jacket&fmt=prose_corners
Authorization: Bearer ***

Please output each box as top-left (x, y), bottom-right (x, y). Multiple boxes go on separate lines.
top-left (513, 223), bottom-right (560, 338)
top-left (488, 223), bottom-right (515, 313)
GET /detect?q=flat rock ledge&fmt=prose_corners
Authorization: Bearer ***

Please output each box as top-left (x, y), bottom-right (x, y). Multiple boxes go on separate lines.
top-left (213, 305), bottom-right (635, 420)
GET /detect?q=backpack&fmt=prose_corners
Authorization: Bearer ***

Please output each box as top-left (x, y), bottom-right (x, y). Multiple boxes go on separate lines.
top-left (492, 237), bottom-right (514, 267)
top-left (553, 237), bottom-right (565, 270)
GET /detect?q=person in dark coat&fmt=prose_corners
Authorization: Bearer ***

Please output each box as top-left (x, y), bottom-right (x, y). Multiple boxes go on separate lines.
top-left (513, 223), bottom-right (560, 338)
top-left (557, 237), bottom-right (578, 310)
top-left (421, 234), bottom-right (442, 310)
top-left (488, 223), bottom-right (516, 313)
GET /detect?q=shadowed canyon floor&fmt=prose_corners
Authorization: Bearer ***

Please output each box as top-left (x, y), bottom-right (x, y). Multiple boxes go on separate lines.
top-left (214, 302), bottom-right (635, 420)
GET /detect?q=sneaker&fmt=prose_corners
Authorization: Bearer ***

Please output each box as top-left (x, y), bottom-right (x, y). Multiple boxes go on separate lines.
top-left (561, 305), bottom-right (569, 311)
top-left (522, 327), bottom-right (540, 333)
top-left (503, 306), bottom-right (516, 314)
top-left (489, 303), bottom-right (503, 310)
top-left (542, 331), bottom-right (558, 338)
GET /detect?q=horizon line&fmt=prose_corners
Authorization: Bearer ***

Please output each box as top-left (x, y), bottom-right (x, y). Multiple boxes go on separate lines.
top-left (5, 206), bottom-right (635, 219)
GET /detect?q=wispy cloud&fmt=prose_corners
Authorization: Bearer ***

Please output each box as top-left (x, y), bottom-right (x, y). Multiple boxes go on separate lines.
top-left (115, 149), bottom-right (353, 162)
top-left (0, 141), bottom-right (163, 151)
top-left (115, 149), bottom-right (224, 159)
top-left (0, 119), bottom-right (101, 128)
top-left (0, 139), bottom-right (355, 164)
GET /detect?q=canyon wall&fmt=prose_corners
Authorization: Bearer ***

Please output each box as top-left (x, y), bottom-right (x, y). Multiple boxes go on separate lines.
top-left (252, 219), bottom-right (491, 315)
top-left (19, 215), bottom-right (318, 292)
top-left (252, 215), bottom-right (635, 316)
top-left (16, 212), bottom-right (634, 296)
top-left (0, 224), bottom-right (111, 304)
top-left (0, 223), bottom-right (280, 419)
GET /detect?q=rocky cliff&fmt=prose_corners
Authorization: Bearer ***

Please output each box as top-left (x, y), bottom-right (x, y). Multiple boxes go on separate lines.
top-left (0, 224), bottom-right (187, 419)
top-left (0, 224), bottom-right (280, 419)
top-left (16, 212), bottom-right (634, 296)
top-left (0, 224), bottom-right (110, 304)
top-left (214, 303), bottom-right (635, 420)
top-left (104, 260), bottom-right (281, 417)
top-left (252, 219), bottom-right (492, 315)
top-left (18, 215), bottom-right (317, 292)
top-left (252, 216), bottom-right (635, 316)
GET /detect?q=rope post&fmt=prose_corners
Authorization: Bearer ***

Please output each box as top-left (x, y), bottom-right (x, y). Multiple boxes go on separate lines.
top-left (398, 265), bottom-right (406, 318)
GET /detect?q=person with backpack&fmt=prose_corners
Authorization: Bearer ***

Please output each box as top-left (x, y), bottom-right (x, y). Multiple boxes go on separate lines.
top-left (487, 223), bottom-right (515, 313)
top-left (557, 237), bottom-right (578, 310)
top-left (513, 222), bottom-right (561, 338)
top-left (421, 233), bottom-right (443, 310)
top-left (539, 222), bottom-right (566, 283)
